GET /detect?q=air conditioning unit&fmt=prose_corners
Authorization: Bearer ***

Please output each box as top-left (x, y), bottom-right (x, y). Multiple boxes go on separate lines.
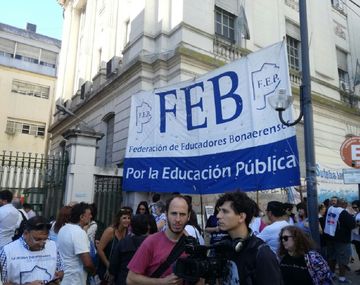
top-left (80, 81), bottom-right (93, 99)
top-left (5, 127), bottom-right (15, 135)
top-left (106, 56), bottom-right (121, 78)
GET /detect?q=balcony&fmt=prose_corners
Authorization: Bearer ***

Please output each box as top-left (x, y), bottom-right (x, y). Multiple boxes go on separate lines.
top-left (213, 36), bottom-right (248, 62)
top-left (289, 69), bottom-right (301, 87)
top-left (0, 54), bottom-right (56, 77)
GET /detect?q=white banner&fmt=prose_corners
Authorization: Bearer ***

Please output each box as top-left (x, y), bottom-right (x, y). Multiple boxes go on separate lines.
top-left (317, 164), bottom-right (358, 203)
top-left (123, 41), bottom-right (300, 194)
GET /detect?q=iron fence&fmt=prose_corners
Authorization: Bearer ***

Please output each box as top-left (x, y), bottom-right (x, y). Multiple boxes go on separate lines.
top-left (93, 175), bottom-right (123, 232)
top-left (0, 151), bottom-right (68, 218)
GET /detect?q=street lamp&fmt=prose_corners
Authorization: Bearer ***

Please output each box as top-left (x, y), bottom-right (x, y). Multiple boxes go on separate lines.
top-left (269, 87), bottom-right (303, 127)
top-left (55, 103), bottom-right (96, 133)
top-left (271, 0), bottom-right (320, 246)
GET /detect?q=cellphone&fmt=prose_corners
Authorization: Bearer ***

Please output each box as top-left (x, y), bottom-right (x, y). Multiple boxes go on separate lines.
top-left (44, 277), bottom-right (60, 285)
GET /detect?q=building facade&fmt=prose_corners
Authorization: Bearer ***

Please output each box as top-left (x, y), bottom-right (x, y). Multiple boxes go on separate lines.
top-left (0, 23), bottom-right (61, 154)
top-left (50, 0), bottom-right (360, 206)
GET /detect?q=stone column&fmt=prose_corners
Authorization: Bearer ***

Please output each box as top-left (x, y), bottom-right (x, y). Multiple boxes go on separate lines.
top-left (62, 127), bottom-right (104, 204)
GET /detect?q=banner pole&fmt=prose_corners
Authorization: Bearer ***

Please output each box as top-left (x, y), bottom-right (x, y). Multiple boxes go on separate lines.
top-left (200, 193), bottom-right (205, 233)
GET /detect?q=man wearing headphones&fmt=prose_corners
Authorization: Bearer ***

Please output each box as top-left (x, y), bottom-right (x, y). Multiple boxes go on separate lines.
top-left (216, 191), bottom-right (283, 285)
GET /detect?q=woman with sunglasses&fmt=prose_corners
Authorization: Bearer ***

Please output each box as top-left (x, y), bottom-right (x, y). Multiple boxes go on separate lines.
top-left (97, 208), bottom-right (131, 284)
top-left (278, 226), bottom-right (332, 285)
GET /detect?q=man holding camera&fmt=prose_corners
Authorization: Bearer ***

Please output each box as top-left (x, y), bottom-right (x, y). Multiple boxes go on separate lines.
top-left (216, 191), bottom-right (283, 285)
top-left (127, 194), bottom-right (202, 285)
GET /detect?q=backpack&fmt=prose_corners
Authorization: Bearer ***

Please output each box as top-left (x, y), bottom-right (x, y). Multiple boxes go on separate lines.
top-left (12, 210), bottom-right (28, 241)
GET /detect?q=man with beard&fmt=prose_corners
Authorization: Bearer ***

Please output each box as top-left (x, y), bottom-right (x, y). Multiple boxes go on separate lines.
top-left (127, 195), bottom-right (200, 285)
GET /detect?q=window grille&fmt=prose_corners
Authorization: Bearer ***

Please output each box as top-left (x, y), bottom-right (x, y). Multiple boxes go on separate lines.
top-left (215, 6), bottom-right (235, 42)
top-left (286, 36), bottom-right (301, 71)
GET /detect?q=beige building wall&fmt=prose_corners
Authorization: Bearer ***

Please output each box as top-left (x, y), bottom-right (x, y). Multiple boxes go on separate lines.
top-left (0, 23), bottom-right (61, 154)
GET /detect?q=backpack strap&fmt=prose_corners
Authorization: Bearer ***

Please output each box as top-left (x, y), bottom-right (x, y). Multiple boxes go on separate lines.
top-left (150, 234), bottom-right (188, 278)
top-left (19, 210), bottom-right (28, 221)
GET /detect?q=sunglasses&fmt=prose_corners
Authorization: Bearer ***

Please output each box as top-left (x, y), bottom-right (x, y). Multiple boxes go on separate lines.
top-left (280, 235), bottom-right (293, 242)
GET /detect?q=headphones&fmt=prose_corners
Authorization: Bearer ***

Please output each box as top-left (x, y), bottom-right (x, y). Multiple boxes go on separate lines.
top-left (232, 230), bottom-right (253, 252)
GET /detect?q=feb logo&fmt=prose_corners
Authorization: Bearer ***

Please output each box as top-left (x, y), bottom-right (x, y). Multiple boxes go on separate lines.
top-left (136, 101), bottom-right (152, 133)
top-left (251, 63), bottom-right (281, 110)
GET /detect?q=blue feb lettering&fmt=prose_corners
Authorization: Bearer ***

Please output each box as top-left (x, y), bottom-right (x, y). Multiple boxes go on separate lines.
top-left (181, 82), bottom-right (207, 130)
top-left (156, 71), bottom-right (243, 133)
top-left (208, 71), bottom-right (242, 124)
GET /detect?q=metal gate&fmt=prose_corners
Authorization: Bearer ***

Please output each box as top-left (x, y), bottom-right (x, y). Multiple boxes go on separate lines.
top-left (0, 151), bottom-right (68, 219)
top-left (93, 175), bottom-right (123, 229)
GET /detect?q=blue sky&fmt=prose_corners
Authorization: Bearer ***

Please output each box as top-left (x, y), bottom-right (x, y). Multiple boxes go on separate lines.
top-left (0, 0), bottom-right (63, 40)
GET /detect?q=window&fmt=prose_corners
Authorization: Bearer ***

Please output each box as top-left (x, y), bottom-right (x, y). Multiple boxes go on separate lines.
top-left (338, 69), bottom-right (350, 91)
top-left (22, 124), bottom-right (30, 134)
top-left (0, 38), bottom-right (15, 58)
top-left (5, 119), bottom-right (46, 137)
top-left (37, 126), bottom-right (45, 136)
top-left (286, 36), bottom-right (301, 71)
top-left (336, 48), bottom-right (349, 92)
top-left (215, 7), bottom-right (235, 42)
top-left (40, 49), bottom-right (57, 68)
top-left (15, 43), bottom-right (39, 61)
top-left (0, 51), bottom-right (13, 58)
top-left (11, 80), bottom-right (50, 99)
top-left (0, 39), bottom-right (57, 68)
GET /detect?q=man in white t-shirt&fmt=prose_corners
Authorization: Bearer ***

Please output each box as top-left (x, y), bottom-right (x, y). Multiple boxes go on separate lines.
top-left (0, 190), bottom-right (20, 249)
top-left (57, 202), bottom-right (96, 285)
top-left (0, 216), bottom-right (64, 284)
top-left (257, 201), bottom-right (289, 255)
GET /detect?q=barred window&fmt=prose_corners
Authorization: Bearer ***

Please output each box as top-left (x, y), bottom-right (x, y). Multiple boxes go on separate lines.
top-left (5, 119), bottom-right (46, 137)
top-left (11, 80), bottom-right (50, 99)
top-left (286, 36), bottom-right (301, 71)
top-left (215, 6), bottom-right (235, 42)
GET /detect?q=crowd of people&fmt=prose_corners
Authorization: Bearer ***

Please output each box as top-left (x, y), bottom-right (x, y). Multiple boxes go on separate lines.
top-left (0, 188), bottom-right (360, 285)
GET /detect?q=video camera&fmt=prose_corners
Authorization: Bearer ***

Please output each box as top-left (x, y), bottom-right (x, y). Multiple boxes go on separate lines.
top-left (174, 238), bottom-right (234, 285)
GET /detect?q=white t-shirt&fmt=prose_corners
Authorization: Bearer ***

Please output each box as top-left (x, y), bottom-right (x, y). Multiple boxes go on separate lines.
top-left (26, 209), bottom-right (36, 219)
top-left (185, 225), bottom-right (205, 245)
top-left (249, 217), bottom-right (262, 236)
top-left (0, 204), bottom-right (21, 248)
top-left (3, 238), bottom-right (58, 284)
top-left (257, 220), bottom-right (289, 255)
top-left (57, 223), bottom-right (90, 285)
